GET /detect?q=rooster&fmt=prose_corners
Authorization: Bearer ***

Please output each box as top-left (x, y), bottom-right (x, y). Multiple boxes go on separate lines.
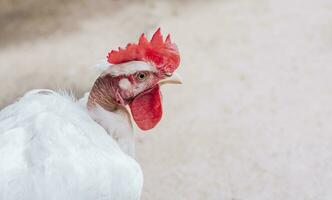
top-left (0, 28), bottom-right (181, 200)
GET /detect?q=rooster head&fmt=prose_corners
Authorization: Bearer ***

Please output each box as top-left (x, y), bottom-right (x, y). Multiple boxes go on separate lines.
top-left (91, 28), bottom-right (181, 131)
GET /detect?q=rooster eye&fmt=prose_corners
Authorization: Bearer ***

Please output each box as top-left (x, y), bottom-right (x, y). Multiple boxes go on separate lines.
top-left (135, 72), bottom-right (148, 81)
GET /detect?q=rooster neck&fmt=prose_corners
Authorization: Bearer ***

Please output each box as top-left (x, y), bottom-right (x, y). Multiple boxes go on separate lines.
top-left (82, 76), bottom-right (135, 157)
top-left (87, 75), bottom-right (118, 112)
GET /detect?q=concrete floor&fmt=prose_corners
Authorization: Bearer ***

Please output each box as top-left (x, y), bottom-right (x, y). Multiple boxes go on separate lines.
top-left (1, 0), bottom-right (332, 199)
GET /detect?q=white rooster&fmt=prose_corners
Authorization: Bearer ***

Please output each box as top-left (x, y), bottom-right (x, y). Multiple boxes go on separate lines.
top-left (0, 28), bottom-right (181, 200)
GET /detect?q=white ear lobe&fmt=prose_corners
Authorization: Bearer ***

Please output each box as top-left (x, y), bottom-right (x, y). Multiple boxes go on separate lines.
top-left (119, 78), bottom-right (132, 90)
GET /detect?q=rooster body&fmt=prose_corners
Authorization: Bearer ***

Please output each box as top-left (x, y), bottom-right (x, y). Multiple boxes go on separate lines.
top-left (0, 90), bottom-right (142, 200)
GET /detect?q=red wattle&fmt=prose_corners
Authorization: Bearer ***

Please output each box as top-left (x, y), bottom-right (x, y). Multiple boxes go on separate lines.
top-left (129, 85), bottom-right (163, 131)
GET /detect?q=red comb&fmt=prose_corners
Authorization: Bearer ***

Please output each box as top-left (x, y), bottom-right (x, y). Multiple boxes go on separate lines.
top-left (107, 28), bottom-right (180, 74)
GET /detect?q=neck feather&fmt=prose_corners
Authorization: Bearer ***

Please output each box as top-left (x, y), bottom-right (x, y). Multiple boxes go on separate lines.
top-left (87, 75), bottom-right (135, 156)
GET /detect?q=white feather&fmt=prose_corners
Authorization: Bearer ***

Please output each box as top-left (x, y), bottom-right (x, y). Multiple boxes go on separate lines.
top-left (96, 61), bottom-right (157, 76)
top-left (0, 90), bottom-right (143, 200)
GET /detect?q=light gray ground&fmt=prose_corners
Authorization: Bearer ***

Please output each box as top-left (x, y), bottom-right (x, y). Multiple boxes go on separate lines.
top-left (1, 0), bottom-right (332, 199)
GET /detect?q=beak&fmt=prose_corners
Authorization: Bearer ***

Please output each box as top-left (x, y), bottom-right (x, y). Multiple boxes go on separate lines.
top-left (159, 72), bottom-right (183, 85)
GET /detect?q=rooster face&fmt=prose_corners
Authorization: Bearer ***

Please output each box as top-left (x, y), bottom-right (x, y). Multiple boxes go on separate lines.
top-left (105, 61), bottom-right (160, 104)
top-left (101, 60), bottom-right (181, 131)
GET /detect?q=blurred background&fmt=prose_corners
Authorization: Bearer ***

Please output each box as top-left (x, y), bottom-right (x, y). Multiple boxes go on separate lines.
top-left (1, 0), bottom-right (332, 199)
